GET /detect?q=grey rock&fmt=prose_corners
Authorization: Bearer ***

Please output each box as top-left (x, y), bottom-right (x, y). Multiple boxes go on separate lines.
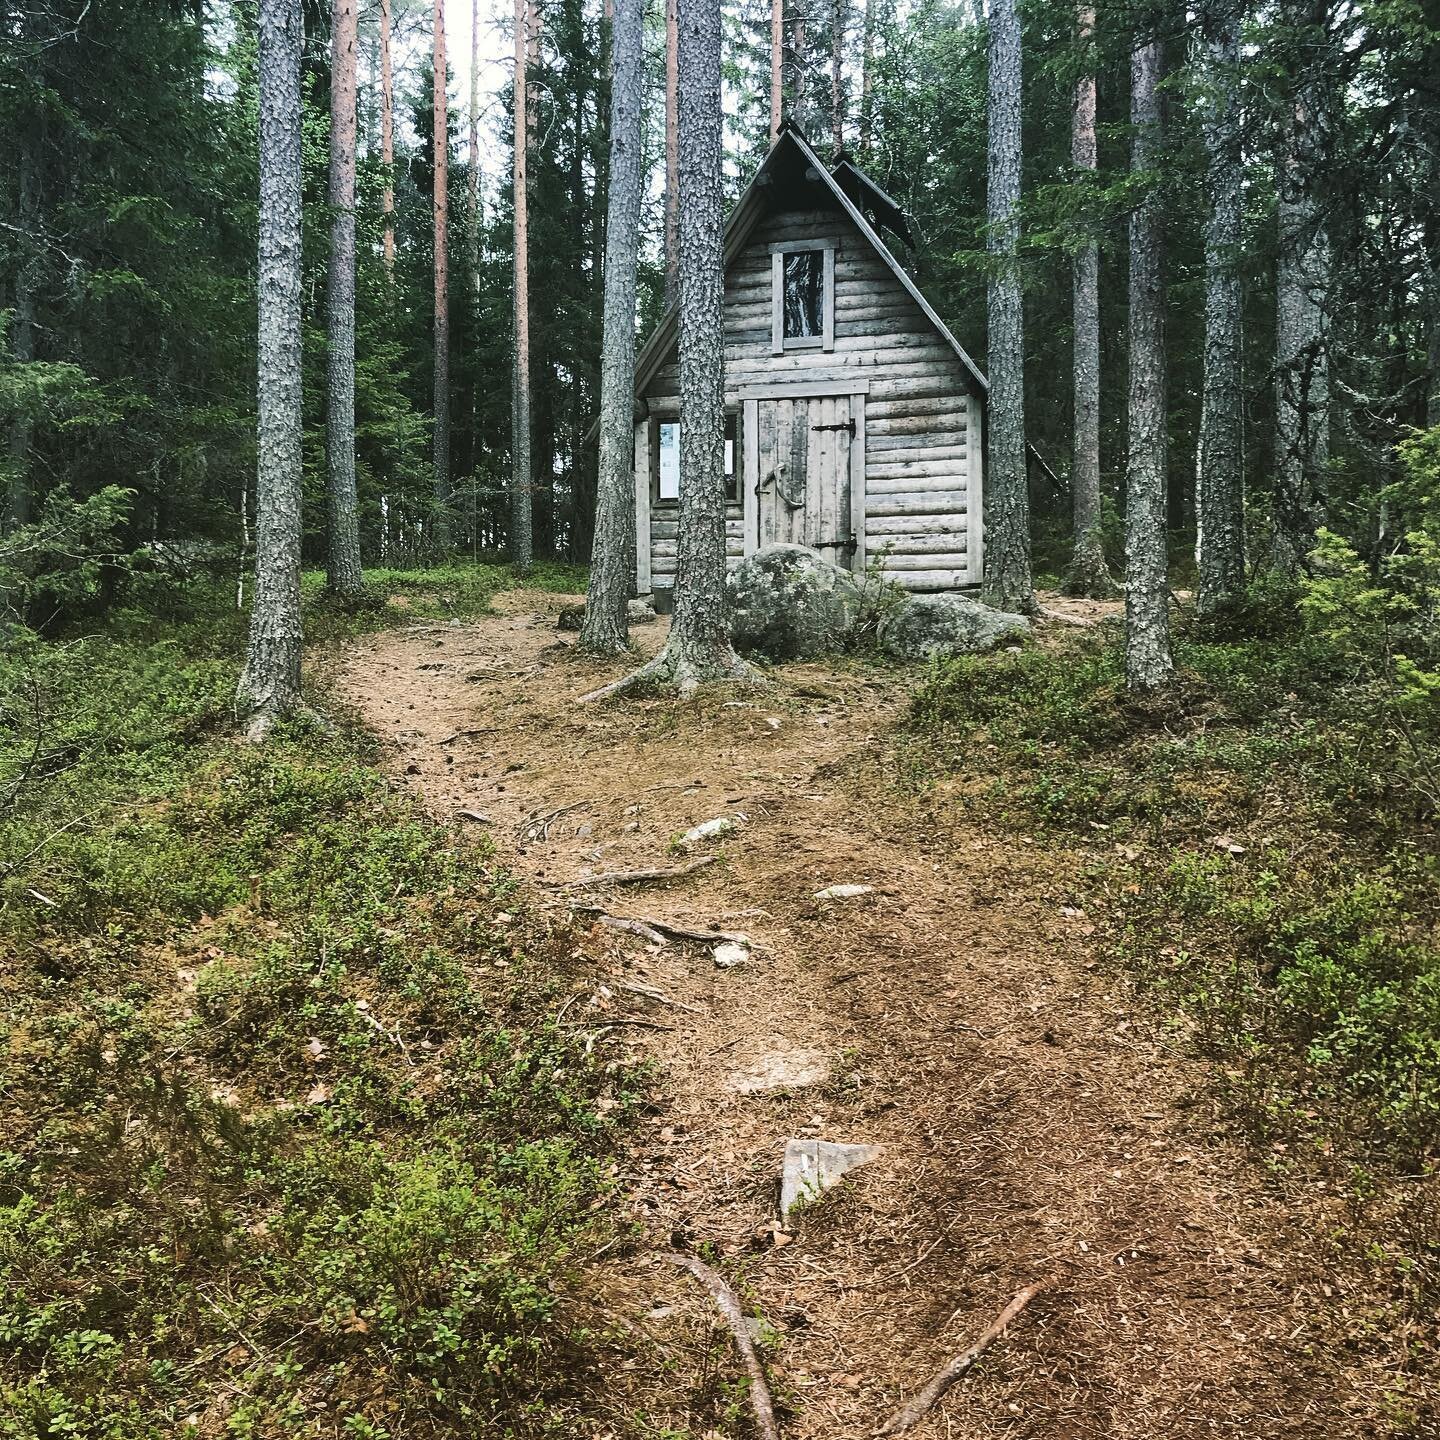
top-left (877, 592), bottom-right (1031, 661)
top-left (780, 1138), bottom-right (882, 1219)
top-left (556, 597), bottom-right (657, 632)
top-left (727, 544), bottom-right (863, 660)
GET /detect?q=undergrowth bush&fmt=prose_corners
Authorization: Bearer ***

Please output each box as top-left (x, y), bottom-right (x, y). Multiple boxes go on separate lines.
top-left (906, 618), bottom-right (1440, 1163)
top-left (0, 577), bottom-right (636, 1437)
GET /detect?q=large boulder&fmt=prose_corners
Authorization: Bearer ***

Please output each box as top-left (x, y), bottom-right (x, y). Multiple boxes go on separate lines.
top-left (877, 592), bottom-right (1030, 661)
top-left (727, 544), bottom-right (863, 660)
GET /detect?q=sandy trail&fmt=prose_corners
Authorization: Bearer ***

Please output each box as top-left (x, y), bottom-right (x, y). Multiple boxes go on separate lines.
top-left (335, 591), bottom-right (1366, 1439)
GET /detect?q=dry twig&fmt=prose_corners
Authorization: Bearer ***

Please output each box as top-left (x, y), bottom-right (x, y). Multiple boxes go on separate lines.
top-left (660, 1252), bottom-right (780, 1440)
top-left (873, 1282), bottom-right (1043, 1436)
top-left (564, 856), bottom-right (717, 888)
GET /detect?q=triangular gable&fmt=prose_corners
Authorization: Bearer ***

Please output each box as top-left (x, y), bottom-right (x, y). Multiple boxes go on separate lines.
top-left (630, 123), bottom-right (989, 403)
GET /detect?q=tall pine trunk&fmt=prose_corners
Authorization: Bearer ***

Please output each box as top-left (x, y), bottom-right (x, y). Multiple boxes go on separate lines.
top-left (380, 0), bottom-right (395, 280)
top-left (769, 0), bottom-right (783, 140)
top-left (1270, 8), bottom-right (1330, 577)
top-left (1124, 34), bottom-right (1174, 691)
top-left (664, 0), bottom-right (680, 305)
top-left (6, 122), bottom-right (40, 530)
top-left (510, 0), bottom-right (534, 572)
top-left (432, 0), bottom-right (453, 550)
top-left (580, 0), bottom-right (645, 655)
top-left (830, 0), bottom-right (845, 153)
top-left (1194, 0), bottom-right (1245, 613)
top-left (238, 0), bottom-right (305, 735)
top-left (1062, 2), bottom-right (1111, 597)
top-left (585, 0), bottom-right (752, 699)
top-left (325, 0), bottom-right (364, 594)
top-left (981, 0), bottom-right (1034, 615)
top-left (858, 0), bottom-right (875, 150)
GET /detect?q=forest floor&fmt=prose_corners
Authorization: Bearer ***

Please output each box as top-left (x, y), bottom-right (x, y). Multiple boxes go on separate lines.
top-left (333, 588), bottom-right (1413, 1440)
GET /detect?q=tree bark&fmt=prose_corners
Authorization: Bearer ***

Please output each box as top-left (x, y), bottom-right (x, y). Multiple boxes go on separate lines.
top-left (586, 0), bottom-right (753, 699)
top-left (380, 0), bottom-right (395, 280)
top-left (1194, 0), bottom-right (1245, 614)
top-left (5, 118), bottom-right (40, 531)
top-left (981, 0), bottom-right (1034, 615)
top-left (769, 0), bottom-right (783, 141)
top-left (665, 0), bottom-right (680, 305)
top-left (859, 0), bottom-right (875, 151)
top-left (510, 0), bottom-right (534, 572)
top-left (580, 0), bottom-right (645, 655)
top-left (1269, 8), bottom-right (1331, 577)
top-left (1124, 35), bottom-right (1173, 691)
top-left (1061, 2), bottom-right (1111, 598)
top-left (433, 0), bottom-right (453, 550)
top-left (325, 0), bottom-right (364, 594)
top-left (238, 0), bottom-right (306, 734)
top-left (830, 0), bottom-right (846, 154)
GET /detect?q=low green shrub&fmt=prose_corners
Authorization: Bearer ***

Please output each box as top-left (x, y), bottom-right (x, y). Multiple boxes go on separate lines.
top-left (0, 585), bottom-right (635, 1437)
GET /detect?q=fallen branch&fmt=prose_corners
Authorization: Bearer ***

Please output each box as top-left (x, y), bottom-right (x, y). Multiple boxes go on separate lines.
top-left (565, 856), bottom-right (717, 888)
top-left (518, 801), bottom-right (591, 842)
top-left (873, 1282), bottom-right (1043, 1436)
top-left (616, 979), bottom-right (703, 1013)
top-left (661, 1252), bottom-right (780, 1440)
top-left (437, 727), bottom-right (497, 745)
top-left (574, 904), bottom-right (750, 947)
top-left (1038, 606), bottom-right (1098, 628)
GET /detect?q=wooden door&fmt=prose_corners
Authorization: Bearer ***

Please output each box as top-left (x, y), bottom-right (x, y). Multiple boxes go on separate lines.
top-left (749, 391), bottom-right (863, 569)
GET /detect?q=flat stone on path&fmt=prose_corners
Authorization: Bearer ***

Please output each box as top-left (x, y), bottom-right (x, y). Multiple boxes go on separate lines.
top-left (728, 1048), bottom-right (829, 1094)
top-left (780, 1139), bottom-right (882, 1219)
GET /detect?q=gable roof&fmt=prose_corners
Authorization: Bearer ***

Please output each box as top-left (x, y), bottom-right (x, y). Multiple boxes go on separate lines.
top-left (630, 122), bottom-right (989, 403)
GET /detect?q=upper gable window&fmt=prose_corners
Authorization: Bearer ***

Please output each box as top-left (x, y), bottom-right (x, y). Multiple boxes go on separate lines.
top-left (771, 239), bottom-right (835, 354)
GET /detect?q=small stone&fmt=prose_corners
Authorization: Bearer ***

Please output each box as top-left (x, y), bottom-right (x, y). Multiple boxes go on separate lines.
top-left (813, 883), bottom-right (874, 901)
top-left (779, 1139), bottom-right (881, 1219)
top-left (713, 940), bottom-right (749, 969)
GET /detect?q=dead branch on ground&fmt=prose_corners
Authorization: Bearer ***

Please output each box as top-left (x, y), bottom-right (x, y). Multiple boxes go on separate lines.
top-left (661, 1252), bottom-right (780, 1440)
top-left (563, 856), bottom-right (717, 888)
top-left (873, 1282), bottom-right (1044, 1436)
top-left (574, 903), bottom-right (750, 946)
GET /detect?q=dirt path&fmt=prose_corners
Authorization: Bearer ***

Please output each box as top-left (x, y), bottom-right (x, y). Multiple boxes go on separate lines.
top-left (335, 593), bottom-right (1371, 1439)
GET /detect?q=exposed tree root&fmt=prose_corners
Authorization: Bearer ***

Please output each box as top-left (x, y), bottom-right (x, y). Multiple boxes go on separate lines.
top-left (873, 1281), bottom-right (1044, 1436)
top-left (578, 642), bottom-right (761, 704)
top-left (661, 1251), bottom-right (781, 1440)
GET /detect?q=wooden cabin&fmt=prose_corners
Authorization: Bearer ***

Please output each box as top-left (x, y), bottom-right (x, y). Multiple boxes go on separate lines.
top-left (630, 122), bottom-right (988, 605)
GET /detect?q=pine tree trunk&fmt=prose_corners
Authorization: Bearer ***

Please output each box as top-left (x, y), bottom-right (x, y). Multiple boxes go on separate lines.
top-left (586, 0), bottom-right (752, 700)
top-left (238, 0), bottom-right (306, 734)
top-left (5, 122), bottom-right (40, 531)
top-left (981, 0), bottom-right (1034, 615)
top-left (830, 0), bottom-right (845, 154)
top-left (1062, 2), bottom-right (1110, 598)
top-left (581, 0), bottom-right (645, 655)
top-left (1194, 0), bottom-right (1245, 614)
top-left (325, 0), bottom-right (364, 594)
top-left (1270, 4), bottom-right (1330, 577)
top-left (859, 0), bottom-right (874, 151)
top-left (510, 0), bottom-right (534, 572)
top-left (1124, 36), bottom-right (1173, 691)
top-left (432, 0), bottom-right (453, 550)
top-left (769, 0), bottom-right (783, 140)
top-left (664, 0), bottom-right (680, 305)
top-left (380, 0), bottom-right (395, 280)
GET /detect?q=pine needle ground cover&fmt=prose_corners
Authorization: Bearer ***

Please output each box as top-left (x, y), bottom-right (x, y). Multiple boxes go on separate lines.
top-left (901, 613), bottom-right (1440, 1356)
top-left (0, 569), bottom-right (634, 1439)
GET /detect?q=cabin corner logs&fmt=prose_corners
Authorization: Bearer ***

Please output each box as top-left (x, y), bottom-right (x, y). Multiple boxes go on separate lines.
top-left (630, 126), bottom-right (986, 600)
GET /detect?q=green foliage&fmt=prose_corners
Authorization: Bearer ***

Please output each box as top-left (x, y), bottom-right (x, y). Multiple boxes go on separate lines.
top-left (0, 486), bottom-right (137, 623)
top-left (0, 596), bottom-right (636, 1436)
top-left (906, 626), bottom-right (1440, 1162)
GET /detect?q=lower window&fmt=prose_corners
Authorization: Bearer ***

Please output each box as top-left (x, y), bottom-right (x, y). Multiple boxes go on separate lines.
top-left (653, 413), bottom-right (740, 505)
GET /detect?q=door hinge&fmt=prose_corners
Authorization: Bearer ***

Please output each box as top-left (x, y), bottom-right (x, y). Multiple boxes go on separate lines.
top-left (811, 418), bottom-right (855, 436)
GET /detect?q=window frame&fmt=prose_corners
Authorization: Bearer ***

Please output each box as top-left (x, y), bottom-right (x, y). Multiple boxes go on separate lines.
top-left (770, 238), bottom-right (836, 355)
top-left (649, 410), bottom-right (742, 508)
